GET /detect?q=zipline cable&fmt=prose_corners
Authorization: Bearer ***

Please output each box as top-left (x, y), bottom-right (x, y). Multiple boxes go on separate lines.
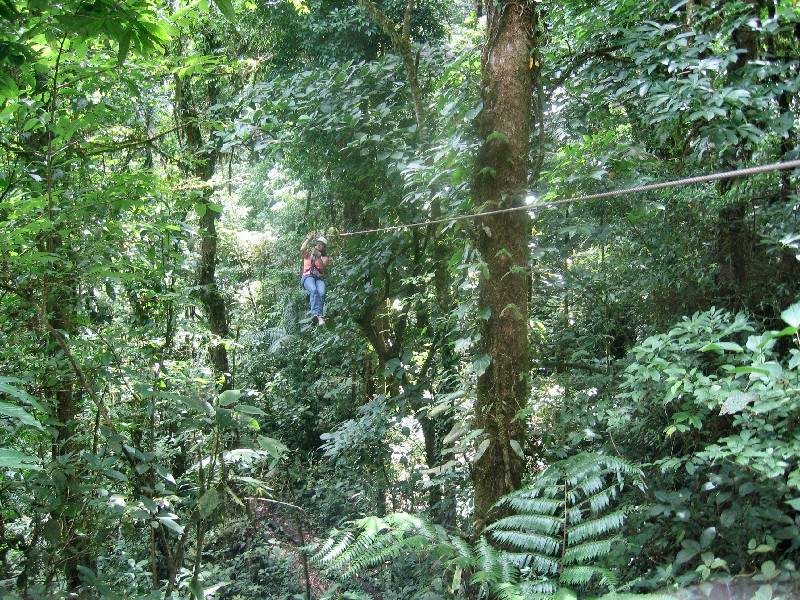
top-left (331, 159), bottom-right (800, 238)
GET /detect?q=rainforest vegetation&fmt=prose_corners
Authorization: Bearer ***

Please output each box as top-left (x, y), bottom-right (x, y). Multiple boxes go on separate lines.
top-left (0, 0), bottom-right (799, 598)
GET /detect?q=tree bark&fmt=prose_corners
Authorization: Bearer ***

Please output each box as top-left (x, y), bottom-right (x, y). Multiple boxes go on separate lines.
top-left (471, 0), bottom-right (536, 532)
top-left (175, 69), bottom-right (231, 391)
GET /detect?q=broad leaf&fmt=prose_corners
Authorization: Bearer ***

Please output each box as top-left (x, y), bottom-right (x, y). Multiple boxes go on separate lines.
top-left (0, 448), bottom-right (41, 470)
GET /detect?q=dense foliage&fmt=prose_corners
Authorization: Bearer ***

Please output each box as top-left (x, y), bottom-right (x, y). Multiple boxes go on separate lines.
top-left (0, 0), bottom-right (798, 598)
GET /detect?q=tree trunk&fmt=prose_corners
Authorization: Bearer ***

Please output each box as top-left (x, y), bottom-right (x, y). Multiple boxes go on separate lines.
top-left (175, 70), bottom-right (231, 391)
top-left (49, 284), bottom-right (84, 592)
top-left (471, 0), bottom-right (536, 532)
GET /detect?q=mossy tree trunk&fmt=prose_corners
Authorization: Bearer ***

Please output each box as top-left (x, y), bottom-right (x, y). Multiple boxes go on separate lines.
top-left (471, 0), bottom-right (537, 532)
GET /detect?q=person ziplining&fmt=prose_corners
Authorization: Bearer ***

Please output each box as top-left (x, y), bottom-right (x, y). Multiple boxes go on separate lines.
top-left (289, 159), bottom-right (799, 331)
top-left (300, 232), bottom-right (329, 326)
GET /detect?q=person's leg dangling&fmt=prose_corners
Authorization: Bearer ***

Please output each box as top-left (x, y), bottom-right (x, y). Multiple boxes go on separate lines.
top-left (315, 278), bottom-right (326, 325)
top-left (302, 276), bottom-right (320, 323)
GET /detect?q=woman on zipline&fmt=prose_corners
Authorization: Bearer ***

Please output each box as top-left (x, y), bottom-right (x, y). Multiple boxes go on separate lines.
top-left (300, 232), bottom-right (329, 326)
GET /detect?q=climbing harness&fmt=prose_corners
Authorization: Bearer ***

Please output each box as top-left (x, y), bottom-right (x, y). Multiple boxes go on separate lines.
top-left (302, 253), bottom-right (324, 278)
top-left (326, 159), bottom-right (800, 238)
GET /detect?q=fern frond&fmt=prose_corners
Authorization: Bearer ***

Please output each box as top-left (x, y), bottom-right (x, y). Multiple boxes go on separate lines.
top-left (488, 514), bottom-right (562, 535)
top-left (562, 539), bottom-right (612, 565)
top-left (595, 454), bottom-right (644, 479)
top-left (600, 593), bottom-right (675, 600)
top-left (499, 496), bottom-right (563, 515)
top-left (567, 510), bottom-right (625, 543)
top-left (499, 554), bottom-right (521, 585)
top-left (502, 551), bottom-right (560, 575)
top-left (494, 581), bottom-right (527, 600)
top-left (489, 530), bottom-right (560, 554)
top-left (476, 536), bottom-right (504, 583)
top-left (314, 454), bottom-right (644, 596)
top-left (481, 453), bottom-right (644, 595)
top-left (313, 512), bottom-right (467, 582)
top-left (560, 565), bottom-right (617, 589)
top-left (582, 485), bottom-right (619, 513)
top-left (519, 579), bottom-right (558, 595)
top-left (343, 533), bottom-right (406, 577)
top-left (315, 530), bottom-right (354, 565)
top-left (577, 474), bottom-right (606, 497)
top-left (450, 535), bottom-right (475, 561)
top-left (263, 327), bottom-right (293, 353)
top-left (312, 530), bottom-right (340, 560)
top-left (541, 483), bottom-right (564, 498)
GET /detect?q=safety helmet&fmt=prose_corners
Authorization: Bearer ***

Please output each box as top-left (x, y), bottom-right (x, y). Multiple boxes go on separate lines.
top-left (316, 236), bottom-right (328, 246)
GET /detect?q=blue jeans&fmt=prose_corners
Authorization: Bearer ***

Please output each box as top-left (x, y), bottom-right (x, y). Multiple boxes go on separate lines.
top-left (301, 276), bottom-right (326, 317)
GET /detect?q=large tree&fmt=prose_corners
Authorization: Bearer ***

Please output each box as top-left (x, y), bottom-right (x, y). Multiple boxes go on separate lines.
top-left (471, 0), bottom-right (538, 530)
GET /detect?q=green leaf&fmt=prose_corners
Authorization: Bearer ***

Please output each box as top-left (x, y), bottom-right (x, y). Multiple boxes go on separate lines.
top-left (182, 396), bottom-right (215, 416)
top-left (731, 366), bottom-right (771, 377)
top-left (720, 391), bottom-right (757, 415)
top-left (472, 439), bottom-right (491, 463)
top-left (76, 565), bottom-right (97, 583)
top-left (486, 130), bottom-right (509, 144)
top-left (555, 587), bottom-right (578, 600)
top-left (157, 516), bottom-right (184, 535)
top-left (675, 546), bottom-right (698, 565)
top-left (235, 404), bottom-right (265, 416)
top-left (509, 439), bottom-right (525, 459)
top-left (0, 401), bottom-right (43, 430)
top-left (701, 341), bottom-right (743, 353)
top-left (117, 29), bottom-right (131, 66)
top-left (454, 338), bottom-right (471, 353)
top-left (758, 362), bottom-right (783, 379)
top-left (754, 585), bottom-right (773, 600)
top-left (472, 354), bottom-right (491, 377)
top-left (699, 527), bottom-right (716, 549)
top-left (427, 402), bottom-right (451, 418)
top-left (781, 302), bottom-right (800, 328)
top-left (0, 377), bottom-right (45, 410)
top-left (786, 498), bottom-right (800, 511)
top-left (759, 561), bottom-right (777, 580)
top-left (258, 435), bottom-right (287, 459)
top-left (198, 488), bottom-right (221, 518)
top-left (720, 508), bottom-right (737, 527)
top-left (0, 72), bottom-right (20, 100)
top-left (0, 448), bottom-right (41, 470)
top-left (443, 422), bottom-right (467, 445)
top-left (450, 565), bottom-right (462, 593)
top-left (500, 303), bottom-right (523, 320)
top-left (189, 577), bottom-right (204, 600)
top-left (211, 0), bottom-right (235, 20)
top-left (218, 389), bottom-right (242, 406)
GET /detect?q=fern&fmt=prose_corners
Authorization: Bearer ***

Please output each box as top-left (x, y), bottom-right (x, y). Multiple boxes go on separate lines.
top-left (312, 513), bottom-right (450, 579)
top-left (311, 453), bottom-right (645, 599)
top-left (265, 327), bottom-right (292, 353)
top-left (486, 452), bottom-right (645, 598)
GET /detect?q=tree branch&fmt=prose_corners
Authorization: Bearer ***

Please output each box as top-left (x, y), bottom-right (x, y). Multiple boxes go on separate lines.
top-left (402, 0), bottom-right (415, 38)
top-left (79, 124), bottom-right (186, 158)
top-left (532, 360), bottom-right (609, 374)
top-left (551, 45), bottom-right (631, 87)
